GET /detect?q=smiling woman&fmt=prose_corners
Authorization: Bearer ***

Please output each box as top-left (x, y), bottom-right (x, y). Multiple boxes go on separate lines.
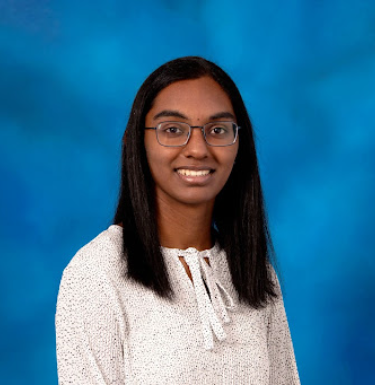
top-left (55, 57), bottom-right (300, 384)
top-left (144, 77), bottom-right (239, 210)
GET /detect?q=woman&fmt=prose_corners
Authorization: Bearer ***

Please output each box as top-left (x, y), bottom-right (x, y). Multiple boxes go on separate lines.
top-left (56, 56), bottom-right (300, 384)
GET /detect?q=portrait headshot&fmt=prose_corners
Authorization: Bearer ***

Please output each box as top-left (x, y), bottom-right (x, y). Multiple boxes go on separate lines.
top-left (55, 56), bottom-right (300, 383)
top-left (0, 1), bottom-right (374, 384)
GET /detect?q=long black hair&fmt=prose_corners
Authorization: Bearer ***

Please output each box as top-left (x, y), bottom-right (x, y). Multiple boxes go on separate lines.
top-left (113, 56), bottom-right (277, 308)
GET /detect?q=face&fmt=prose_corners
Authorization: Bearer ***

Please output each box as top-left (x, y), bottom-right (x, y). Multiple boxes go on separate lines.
top-left (144, 76), bottom-right (239, 208)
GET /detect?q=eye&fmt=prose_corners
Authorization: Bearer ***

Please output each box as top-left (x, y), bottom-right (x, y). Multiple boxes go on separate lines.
top-left (207, 124), bottom-right (230, 136)
top-left (212, 126), bottom-right (227, 135)
top-left (158, 122), bottom-right (188, 137)
top-left (165, 126), bottom-right (182, 134)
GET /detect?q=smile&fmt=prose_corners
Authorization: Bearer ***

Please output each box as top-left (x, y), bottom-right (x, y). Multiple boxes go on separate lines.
top-left (177, 169), bottom-right (212, 177)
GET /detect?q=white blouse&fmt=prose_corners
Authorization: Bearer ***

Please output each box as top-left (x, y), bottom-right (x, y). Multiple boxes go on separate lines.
top-left (56, 224), bottom-right (300, 384)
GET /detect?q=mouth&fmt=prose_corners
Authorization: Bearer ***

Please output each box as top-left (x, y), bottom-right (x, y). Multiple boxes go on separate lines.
top-left (175, 168), bottom-right (215, 185)
top-left (176, 169), bottom-right (213, 177)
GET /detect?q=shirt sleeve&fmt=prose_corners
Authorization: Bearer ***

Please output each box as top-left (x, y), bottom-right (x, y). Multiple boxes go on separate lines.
top-left (267, 269), bottom-right (300, 385)
top-left (55, 257), bottom-right (127, 385)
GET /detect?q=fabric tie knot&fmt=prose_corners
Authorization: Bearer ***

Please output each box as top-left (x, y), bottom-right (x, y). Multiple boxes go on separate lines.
top-left (177, 247), bottom-right (237, 351)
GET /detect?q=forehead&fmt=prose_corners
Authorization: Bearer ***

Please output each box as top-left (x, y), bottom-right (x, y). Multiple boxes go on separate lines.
top-left (147, 77), bottom-right (235, 121)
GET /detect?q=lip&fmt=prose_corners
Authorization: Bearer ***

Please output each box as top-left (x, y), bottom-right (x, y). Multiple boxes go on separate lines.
top-left (175, 167), bottom-right (215, 185)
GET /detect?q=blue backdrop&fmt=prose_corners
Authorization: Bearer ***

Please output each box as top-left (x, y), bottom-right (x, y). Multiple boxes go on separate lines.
top-left (1, 1), bottom-right (374, 384)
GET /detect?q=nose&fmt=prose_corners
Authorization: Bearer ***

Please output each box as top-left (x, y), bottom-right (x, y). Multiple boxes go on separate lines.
top-left (182, 127), bottom-right (209, 159)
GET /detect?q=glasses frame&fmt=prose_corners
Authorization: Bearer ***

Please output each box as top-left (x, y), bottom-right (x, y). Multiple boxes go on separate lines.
top-left (144, 121), bottom-right (241, 147)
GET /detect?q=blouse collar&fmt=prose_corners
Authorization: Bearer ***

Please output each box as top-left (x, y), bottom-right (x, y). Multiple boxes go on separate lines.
top-left (161, 244), bottom-right (237, 351)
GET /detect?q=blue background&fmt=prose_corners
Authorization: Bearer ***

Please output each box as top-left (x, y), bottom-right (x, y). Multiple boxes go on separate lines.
top-left (1, 1), bottom-right (374, 384)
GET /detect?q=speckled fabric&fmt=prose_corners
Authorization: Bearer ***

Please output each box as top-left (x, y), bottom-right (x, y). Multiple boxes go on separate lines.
top-left (56, 225), bottom-right (300, 384)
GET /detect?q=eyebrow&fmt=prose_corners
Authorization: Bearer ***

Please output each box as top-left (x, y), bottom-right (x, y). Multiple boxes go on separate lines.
top-left (153, 110), bottom-right (236, 121)
top-left (153, 110), bottom-right (187, 120)
top-left (209, 112), bottom-right (236, 120)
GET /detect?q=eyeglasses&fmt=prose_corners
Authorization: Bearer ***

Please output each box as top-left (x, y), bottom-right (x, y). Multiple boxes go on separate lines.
top-left (144, 121), bottom-right (240, 147)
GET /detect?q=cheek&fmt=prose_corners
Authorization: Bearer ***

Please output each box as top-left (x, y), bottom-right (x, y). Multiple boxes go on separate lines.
top-left (144, 145), bottom-right (178, 184)
top-left (145, 150), bottom-right (161, 181)
top-left (222, 147), bottom-right (238, 169)
top-left (144, 137), bottom-right (161, 169)
top-left (221, 148), bottom-right (238, 181)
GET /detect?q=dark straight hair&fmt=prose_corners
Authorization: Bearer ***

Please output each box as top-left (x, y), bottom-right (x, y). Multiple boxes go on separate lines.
top-left (113, 56), bottom-right (277, 308)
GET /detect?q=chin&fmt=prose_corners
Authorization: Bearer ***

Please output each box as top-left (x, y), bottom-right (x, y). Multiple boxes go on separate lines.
top-left (175, 194), bottom-right (216, 207)
top-left (155, 186), bottom-right (219, 208)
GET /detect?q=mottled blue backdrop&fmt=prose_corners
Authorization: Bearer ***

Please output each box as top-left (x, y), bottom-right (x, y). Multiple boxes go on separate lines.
top-left (1, 1), bottom-right (374, 384)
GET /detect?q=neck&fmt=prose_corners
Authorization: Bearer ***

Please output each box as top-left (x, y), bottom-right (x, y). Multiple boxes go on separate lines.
top-left (156, 198), bottom-right (215, 251)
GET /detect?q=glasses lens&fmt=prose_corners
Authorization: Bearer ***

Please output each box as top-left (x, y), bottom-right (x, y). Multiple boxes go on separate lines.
top-left (156, 122), bottom-right (190, 147)
top-left (204, 122), bottom-right (237, 146)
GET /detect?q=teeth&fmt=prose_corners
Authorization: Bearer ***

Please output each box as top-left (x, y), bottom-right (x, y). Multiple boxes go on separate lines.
top-left (177, 169), bottom-right (211, 177)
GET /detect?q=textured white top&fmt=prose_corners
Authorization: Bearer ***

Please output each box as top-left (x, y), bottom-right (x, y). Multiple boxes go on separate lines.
top-left (56, 225), bottom-right (300, 384)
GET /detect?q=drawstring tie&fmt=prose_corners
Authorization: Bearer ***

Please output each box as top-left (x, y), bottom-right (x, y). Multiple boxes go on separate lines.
top-left (177, 247), bottom-right (237, 351)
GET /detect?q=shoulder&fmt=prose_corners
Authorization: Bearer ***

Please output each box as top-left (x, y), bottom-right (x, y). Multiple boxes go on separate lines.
top-left (60, 225), bottom-right (127, 290)
top-left (56, 226), bottom-right (129, 353)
